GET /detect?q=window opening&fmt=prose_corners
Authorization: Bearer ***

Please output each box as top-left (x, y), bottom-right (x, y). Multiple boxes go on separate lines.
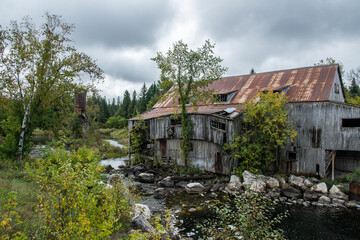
top-left (214, 91), bottom-right (237, 103)
top-left (288, 152), bottom-right (297, 161)
top-left (170, 117), bottom-right (182, 125)
top-left (342, 118), bottom-right (360, 128)
top-left (215, 94), bottom-right (228, 102)
top-left (211, 119), bottom-right (226, 131)
top-left (316, 164), bottom-right (320, 176)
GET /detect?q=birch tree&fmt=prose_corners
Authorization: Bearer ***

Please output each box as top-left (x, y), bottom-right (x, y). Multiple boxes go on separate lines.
top-left (0, 13), bottom-right (103, 161)
top-left (152, 40), bottom-right (227, 166)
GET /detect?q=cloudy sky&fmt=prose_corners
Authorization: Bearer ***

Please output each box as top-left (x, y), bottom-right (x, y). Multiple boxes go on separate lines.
top-left (1, 0), bottom-right (360, 99)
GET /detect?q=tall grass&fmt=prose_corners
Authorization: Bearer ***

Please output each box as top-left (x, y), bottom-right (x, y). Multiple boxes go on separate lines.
top-left (0, 159), bottom-right (44, 238)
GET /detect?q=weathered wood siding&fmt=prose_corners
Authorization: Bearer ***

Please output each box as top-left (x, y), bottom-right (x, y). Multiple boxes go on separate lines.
top-left (285, 102), bottom-right (360, 176)
top-left (139, 113), bottom-right (236, 175)
top-left (329, 73), bottom-right (345, 102)
top-left (147, 114), bottom-right (235, 143)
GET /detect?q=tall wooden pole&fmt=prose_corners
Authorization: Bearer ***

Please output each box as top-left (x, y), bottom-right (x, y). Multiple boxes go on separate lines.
top-left (331, 151), bottom-right (335, 181)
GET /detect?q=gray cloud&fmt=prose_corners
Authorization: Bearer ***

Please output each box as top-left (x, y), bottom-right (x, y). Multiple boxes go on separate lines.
top-left (68, 1), bottom-right (174, 48)
top-left (1, 0), bottom-right (360, 98)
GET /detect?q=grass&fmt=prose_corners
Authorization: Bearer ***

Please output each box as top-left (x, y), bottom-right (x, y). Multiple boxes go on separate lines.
top-left (32, 128), bottom-right (54, 137)
top-left (0, 159), bottom-right (43, 238)
top-left (97, 128), bottom-right (129, 146)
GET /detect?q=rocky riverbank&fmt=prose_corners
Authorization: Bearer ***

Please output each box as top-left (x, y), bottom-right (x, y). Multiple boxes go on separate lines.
top-left (103, 164), bottom-right (359, 238)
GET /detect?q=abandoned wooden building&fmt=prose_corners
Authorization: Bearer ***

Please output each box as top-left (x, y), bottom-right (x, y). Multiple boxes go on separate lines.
top-left (129, 64), bottom-right (360, 177)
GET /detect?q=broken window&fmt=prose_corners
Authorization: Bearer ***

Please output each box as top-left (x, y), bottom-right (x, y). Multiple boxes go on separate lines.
top-left (342, 118), bottom-right (360, 128)
top-left (215, 94), bottom-right (228, 102)
top-left (334, 83), bottom-right (340, 94)
top-left (170, 117), bottom-right (182, 125)
top-left (211, 118), bottom-right (226, 131)
top-left (214, 91), bottom-right (237, 103)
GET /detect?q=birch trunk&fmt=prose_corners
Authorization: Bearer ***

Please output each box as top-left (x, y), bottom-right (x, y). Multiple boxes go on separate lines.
top-left (17, 95), bottom-right (34, 161)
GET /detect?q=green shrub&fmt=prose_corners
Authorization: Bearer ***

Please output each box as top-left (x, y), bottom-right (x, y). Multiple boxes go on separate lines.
top-left (341, 167), bottom-right (360, 183)
top-left (104, 116), bottom-right (127, 129)
top-left (0, 191), bottom-right (28, 240)
top-left (26, 147), bottom-right (133, 239)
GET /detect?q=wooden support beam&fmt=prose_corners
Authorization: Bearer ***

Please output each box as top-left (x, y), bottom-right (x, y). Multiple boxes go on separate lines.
top-left (331, 151), bottom-right (336, 181)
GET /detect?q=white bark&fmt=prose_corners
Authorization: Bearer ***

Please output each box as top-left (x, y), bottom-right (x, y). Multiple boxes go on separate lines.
top-left (17, 94), bottom-right (34, 161)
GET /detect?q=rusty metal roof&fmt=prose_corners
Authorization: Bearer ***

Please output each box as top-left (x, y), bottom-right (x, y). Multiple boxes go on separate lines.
top-left (133, 64), bottom-right (342, 120)
top-left (131, 104), bottom-right (242, 120)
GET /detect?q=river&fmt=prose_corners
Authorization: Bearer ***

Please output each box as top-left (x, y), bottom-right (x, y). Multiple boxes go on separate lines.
top-left (98, 146), bottom-right (360, 240)
top-left (166, 190), bottom-right (360, 240)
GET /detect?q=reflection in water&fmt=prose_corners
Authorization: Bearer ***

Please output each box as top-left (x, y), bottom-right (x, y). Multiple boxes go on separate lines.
top-left (166, 191), bottom-right (360, 240)
top-left (278, 205), bottom-right (360, 240)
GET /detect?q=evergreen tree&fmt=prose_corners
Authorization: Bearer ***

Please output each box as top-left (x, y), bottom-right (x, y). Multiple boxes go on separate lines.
top-left (349, 78), bottom-right (360, 97)
top-left (120, 90), bottom-right (131, 119)
top-left (138, 83), bottom-right (148, 113)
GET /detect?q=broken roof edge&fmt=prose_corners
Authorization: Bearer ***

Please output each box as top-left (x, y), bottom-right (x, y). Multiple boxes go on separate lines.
top-left (128, 104), bottom-right (244, 121)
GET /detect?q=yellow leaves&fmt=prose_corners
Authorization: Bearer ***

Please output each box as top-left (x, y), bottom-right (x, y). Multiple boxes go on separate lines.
top-left (1, 219), bottom-right (9, 227)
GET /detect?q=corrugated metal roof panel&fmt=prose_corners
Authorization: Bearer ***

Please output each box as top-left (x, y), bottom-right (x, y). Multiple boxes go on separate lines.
top-left (136, 64), bottom-right (341, 120)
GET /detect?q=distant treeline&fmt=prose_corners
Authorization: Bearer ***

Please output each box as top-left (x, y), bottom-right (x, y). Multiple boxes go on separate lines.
top-left (91, 81), bottom-right (167, 128)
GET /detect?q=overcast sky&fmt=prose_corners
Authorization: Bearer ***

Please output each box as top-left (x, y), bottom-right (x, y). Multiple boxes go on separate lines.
top-left (1, 0), bottom-right (360, 99)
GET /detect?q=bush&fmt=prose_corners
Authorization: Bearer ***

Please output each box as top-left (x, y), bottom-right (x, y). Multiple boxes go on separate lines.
top-left (341, 167), bottom-right (360, 183)
top-left (104, 116), bottom-right (127, 129)
top-left (200, 192), bottom-right (287, 239)
top-left (26, 147), bottom-right (133, 239)
top-left (0, 191), bottom-right (27, 240)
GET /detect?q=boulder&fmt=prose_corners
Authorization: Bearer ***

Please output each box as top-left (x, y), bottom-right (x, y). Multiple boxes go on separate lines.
top-left (250, 179), bottom-right (266, 192)
top-left (138, 173), bottom-right (155, 183)
top-left (303, 190), bottom-right (319, 201)
top-left (242, 171), bottom-right (257, 188)
top-left (175, 181), bottom-right (188, 188)
top-left (281, 187), bottom-right (302, 199)
top-left (210, 192), bottom-right (218, 198)
top-left (104, 164), bottom-right (114, 173)
top-left (332, 198), bottom-right (345, 206)
top-left (311, 182), bottom-right (328, 194)
top-left (154, 188), bottom-right (169, 199)
top-left (268, 188), bottom-right (281, 199)
top-left (345, 200), bottom-right (357, 208)
top-left (266, 177), bottom-right (280, 189)
top-left (289, 175), bottom-right (305, 189)
top-left (158, 176), bottom-right (174, 187)
top-left (185, 182), bottom-right (205, 194)
top-left (133, 204), bottom-right (151, 220)
top-left (132, 214), bottom-right (154, 233)
top-left (304, 179), bottom-right (314, 188)
top-left (210, 182), bottom-right (225, 192)
top-left (277, 177), bottom-right (287, 188)
top-left (318, 196), bottom-right (331, 205)
top-left (329, 185), bottom-right (348, 201)
top-left (188, 208), bottom-right (197, 213)
top-left (225, 175), bottom-right (242, 194)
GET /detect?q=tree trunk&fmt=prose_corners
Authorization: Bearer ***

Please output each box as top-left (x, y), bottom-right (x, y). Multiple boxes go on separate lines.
top-left (17, 95), bottom-right (34, 161)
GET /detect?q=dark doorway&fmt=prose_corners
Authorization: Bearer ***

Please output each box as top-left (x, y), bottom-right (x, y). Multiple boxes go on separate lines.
top-left (335, 151), bottom-right (360, 174)
top-left (215, 152), bottom-right (223, 174)
top-left (159, 139), bottom-right (167, 158)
